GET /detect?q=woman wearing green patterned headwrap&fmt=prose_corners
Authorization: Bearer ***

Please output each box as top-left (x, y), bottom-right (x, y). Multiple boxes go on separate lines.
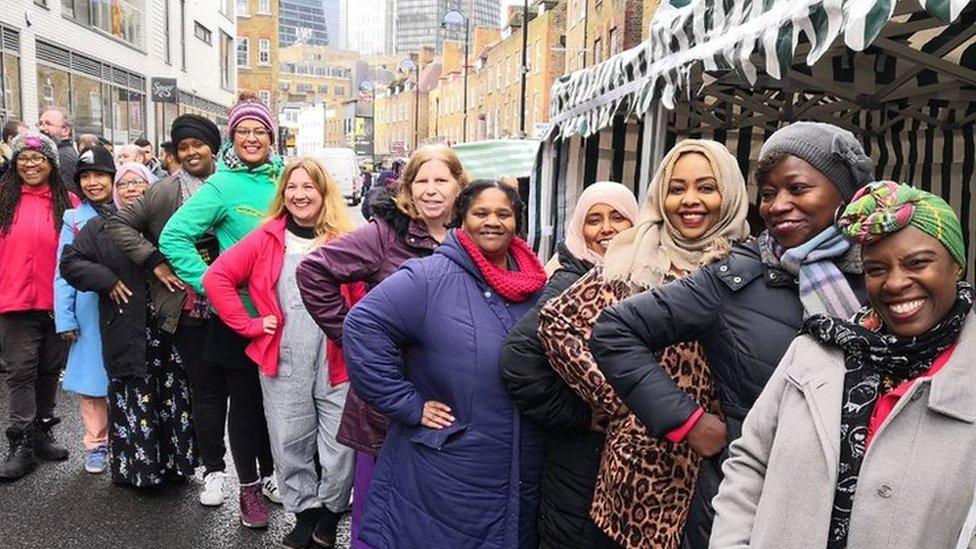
top-left (711, 180), bottom-right (976, 548)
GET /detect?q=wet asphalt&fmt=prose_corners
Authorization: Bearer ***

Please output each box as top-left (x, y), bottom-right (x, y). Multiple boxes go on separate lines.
top-left (0, 204), bottom-right (367, 549)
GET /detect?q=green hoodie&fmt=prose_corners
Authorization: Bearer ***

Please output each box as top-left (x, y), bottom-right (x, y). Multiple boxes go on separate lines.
top-left (160, 144), bottom-right (284, 294)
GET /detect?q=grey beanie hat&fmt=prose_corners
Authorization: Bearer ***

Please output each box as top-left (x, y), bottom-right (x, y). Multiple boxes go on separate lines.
top-left (759, 122), bottom-right (873, 200)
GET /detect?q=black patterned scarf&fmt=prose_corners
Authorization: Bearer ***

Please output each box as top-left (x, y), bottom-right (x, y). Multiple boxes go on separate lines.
top-left (802, 282), bottom-right (973, 548)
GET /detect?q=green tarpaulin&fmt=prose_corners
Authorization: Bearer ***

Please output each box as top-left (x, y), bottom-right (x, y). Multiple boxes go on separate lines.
top-left (453, 139), bottom-right (542, 180)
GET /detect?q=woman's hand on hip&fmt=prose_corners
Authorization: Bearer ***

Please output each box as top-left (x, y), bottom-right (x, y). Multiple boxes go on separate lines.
top-left (262, 315), bottom-right (278, 335)
top-left (421, 401), bottom-right (455, 429)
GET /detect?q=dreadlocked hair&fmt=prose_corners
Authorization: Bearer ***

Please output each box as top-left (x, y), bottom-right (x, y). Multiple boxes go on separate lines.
top-left (0, 162), bottom-right (73, 235)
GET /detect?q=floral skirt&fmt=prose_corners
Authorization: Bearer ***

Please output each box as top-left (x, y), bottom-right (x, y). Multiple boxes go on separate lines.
top-left (108, 321), bottom-right (197, 487)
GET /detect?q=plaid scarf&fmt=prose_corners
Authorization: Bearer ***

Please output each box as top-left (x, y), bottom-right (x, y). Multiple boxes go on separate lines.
top-left (803, 283), bottom-right (973, 547)
top-left (760, 228), bottom-right (862, 319)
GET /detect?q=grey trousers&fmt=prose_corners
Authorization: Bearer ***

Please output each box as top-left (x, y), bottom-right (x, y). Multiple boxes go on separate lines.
top-left (260, 360), bottom-right (355, 514)
top-left (0, 312), bottom-right (68, 432)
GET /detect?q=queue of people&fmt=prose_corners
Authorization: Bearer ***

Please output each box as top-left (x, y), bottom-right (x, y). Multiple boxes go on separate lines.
top-left (4, 101), bottom-right (976, 549)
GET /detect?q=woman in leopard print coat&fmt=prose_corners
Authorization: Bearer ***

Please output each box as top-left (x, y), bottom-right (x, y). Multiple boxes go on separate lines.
top-left (538, 140), bottom-right (750, 548)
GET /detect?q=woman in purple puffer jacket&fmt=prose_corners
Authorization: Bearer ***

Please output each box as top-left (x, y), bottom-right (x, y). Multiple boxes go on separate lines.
top-left (296, 144), bottom-right (468, 548)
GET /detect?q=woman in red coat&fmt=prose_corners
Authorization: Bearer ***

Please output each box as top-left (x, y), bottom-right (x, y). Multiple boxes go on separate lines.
top-left (204, 157), bottom-right (364, 548)
top-left (0, 132), bottom-right (78, 481)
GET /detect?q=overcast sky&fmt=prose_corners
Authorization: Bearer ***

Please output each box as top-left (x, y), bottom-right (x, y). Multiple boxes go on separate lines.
top-left (500, 0), bottom-right (524, 26)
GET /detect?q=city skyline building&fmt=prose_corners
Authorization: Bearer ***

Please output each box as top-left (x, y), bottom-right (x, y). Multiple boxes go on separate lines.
top-left (344, 0), bottom-right (394, 56)
top-left (280, 0), bottom-right (330, 46)
top-left (395, 0), bottom-right (501, 54)
top-left (322, 0), bottom-right (344, 49)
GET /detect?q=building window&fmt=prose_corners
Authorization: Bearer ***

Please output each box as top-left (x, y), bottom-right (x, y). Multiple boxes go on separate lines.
top-left (593, 38), bottom-right (603, 64)
top-left (63, 0), bottom-right (145, 48)
top-left (335, 87), bottom-right (345, 96)
top-left (194, 22), bottom-right (213, 46)
top-left (0, 49), bottom-right (23, 122)
top-left (259, 90), bottom-right (271, 106)
top-left (180, 0), bottom-right (186, 70)
top-left (237, 0), bottom-right (249, 16)
top-left (236, 37), bottom-right (249, 67)
top-left (219, 31), bottom-right (234, 90)
top-left (609, 28), bottom-right (619, 56)
top-left (258, 39), bottom-right (270, 65)
top-left (219, 0), bottom-right (234, 18)
top-left (163, 0), bottom-right (171, 64)
top-left (258, 0), bottom-right (271, 14)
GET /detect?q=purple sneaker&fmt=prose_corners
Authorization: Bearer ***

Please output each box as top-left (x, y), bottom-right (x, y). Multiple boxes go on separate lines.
top-left (239, 481), bottom-right (269, 528)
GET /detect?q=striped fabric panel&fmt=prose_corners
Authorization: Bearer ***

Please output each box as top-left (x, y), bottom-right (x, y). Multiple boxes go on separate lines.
top-left (548, 0), bottom-right (976, 139)
top-left (453, 140), bottom-right (542, 181)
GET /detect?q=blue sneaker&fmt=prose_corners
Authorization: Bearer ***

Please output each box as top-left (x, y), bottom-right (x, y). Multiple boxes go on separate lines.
top-left (84, 445), bottom-right (108, 474)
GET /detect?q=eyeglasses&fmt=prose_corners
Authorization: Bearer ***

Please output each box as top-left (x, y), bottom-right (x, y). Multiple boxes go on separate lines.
top-left (16, 154), bottom-right (46, 166)
top-left (115, 179), bottom-right (149, 190)
top-left (233, 128), bottom-right (270, 139)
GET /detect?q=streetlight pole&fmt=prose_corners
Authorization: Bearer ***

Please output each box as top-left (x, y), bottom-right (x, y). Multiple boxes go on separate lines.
top-left (462, 18), bottom-right (469, 143)
top-left (519, 0), bottom-right (529, 138)
top-left (401, 57), bottom-right (421, 151)
top-left (442, 10), bottom-right (469, 144)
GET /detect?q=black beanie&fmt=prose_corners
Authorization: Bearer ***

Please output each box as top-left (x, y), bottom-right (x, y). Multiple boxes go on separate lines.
top-left (171, 114), bottom-right (222, 155)
top-left (74, 145), bottom-right (116, 188)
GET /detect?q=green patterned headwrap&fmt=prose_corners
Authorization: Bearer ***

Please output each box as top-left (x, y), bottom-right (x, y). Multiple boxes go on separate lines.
top-left (837, 181), bottom-right (965, 268)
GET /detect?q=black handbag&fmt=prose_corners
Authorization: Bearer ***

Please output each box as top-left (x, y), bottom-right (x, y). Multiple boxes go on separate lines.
top-left (194, 232), bottom-right (220, 266)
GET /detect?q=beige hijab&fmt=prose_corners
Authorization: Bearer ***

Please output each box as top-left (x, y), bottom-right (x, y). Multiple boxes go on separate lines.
top-left (602, 139), bottom-right (750, 290)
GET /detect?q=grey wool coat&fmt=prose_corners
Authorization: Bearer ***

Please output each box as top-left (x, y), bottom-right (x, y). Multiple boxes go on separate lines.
top-left (710, 312), bottom-right (976, 549)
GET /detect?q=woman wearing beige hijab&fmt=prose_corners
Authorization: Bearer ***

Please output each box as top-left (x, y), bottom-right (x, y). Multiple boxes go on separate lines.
top-left (538, 140), bottom-right (750, 548)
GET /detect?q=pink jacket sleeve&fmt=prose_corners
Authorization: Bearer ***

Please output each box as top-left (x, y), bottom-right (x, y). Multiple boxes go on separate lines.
top-left (202, 233), bottom-right (265, 339)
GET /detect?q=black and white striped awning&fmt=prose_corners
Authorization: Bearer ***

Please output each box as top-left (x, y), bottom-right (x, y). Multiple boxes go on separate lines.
top-left (549, 0), bottom-right (976, 139)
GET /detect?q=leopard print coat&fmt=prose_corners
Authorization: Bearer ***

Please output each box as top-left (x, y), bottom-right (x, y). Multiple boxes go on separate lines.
top-left (538, 266), bottom-right (716, 549)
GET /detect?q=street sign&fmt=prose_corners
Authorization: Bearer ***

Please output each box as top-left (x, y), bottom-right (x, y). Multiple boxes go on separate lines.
top-left (391, 140), bottom-right (405, 156)
top-left (151, 78), bottom-right (178, 104)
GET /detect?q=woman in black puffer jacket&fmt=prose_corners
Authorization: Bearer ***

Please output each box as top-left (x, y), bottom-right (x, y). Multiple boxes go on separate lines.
top-left (500, 182), bottom-right (638, 548)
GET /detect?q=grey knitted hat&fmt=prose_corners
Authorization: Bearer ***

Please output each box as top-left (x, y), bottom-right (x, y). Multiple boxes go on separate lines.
top-left (759, 122), bottom-right (873, 201)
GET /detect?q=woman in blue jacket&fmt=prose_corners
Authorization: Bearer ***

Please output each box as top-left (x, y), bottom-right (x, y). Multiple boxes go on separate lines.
top-left (342, 180), bottom-right (548, 548)
top-left (54, 146), bottom-right (117, 474)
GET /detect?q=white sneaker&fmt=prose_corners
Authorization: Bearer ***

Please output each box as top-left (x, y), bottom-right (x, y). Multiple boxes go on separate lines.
top-left (199, 471), bottom-right (227, 506)
top-left (261, 474), bottom-right (282, 505)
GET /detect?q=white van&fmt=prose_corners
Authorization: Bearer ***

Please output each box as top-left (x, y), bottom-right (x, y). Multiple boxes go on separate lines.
top-left (312, 147), bottom-right (362, 205)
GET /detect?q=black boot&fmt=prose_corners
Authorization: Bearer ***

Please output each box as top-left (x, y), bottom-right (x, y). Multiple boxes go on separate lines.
top-left (281, 507), bottom-right (324, 549)
top-left (311, 508), bottom-right (342, 548)
top-left (0, 428), bottom-right (37, 481)
top-left (32, 416), bottom-right (69, 461)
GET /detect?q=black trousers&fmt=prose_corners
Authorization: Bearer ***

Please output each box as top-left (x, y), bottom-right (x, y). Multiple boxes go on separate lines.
top-left (0, 311), bottom-right (67, 433)
top-left (175, 319), bottom-right (226, 475)
top-left (201, 317), bottom-right (273, 484)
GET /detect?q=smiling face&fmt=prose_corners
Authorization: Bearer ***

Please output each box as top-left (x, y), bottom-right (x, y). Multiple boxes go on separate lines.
top-left (232, 120), bottom-right (272, 166)
top-left (582, 203), bottom-right (634, 256)
top-left (664, 152), bottom-right (723, 240)
top-left (462, 187), bottom-right (517, 267)
top-left (177, 138), bottom-right (216, 178)
top-left (410, 159), bottom-right (462, 224)
top-left (862, 226), bottom-right (962, 337)
top-left (79, 171), bottom-right (114, 204)
top-left (115, 174), bottom-right (149, 207)
top-left (759, 155), bottom-right (844, 249)
top-left (16, 152), bottom-right (53, 187)
top-left (283, 167), bottom-right (324, 227)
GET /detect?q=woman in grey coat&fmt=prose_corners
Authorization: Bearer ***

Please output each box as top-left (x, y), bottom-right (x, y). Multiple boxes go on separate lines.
top-left (711, 182), bottom-right (976, 549)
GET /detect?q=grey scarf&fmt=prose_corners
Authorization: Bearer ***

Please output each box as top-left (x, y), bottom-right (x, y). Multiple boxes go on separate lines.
top-left (178, 170), bottom-right (206, 203)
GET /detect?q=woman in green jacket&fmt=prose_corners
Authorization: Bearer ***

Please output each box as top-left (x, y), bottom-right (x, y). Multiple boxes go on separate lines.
top-left (160, 92), bottom-right (284, 529)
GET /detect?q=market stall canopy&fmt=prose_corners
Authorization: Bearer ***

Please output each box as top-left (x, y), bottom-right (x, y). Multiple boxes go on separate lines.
top-left (453, 139), bottom-right (542, 180)
top-left (549, 0), bottom-right (976, 139)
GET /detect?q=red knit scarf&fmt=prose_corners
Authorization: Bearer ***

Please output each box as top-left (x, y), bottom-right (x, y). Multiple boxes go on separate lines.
top-left (456, 229), bottom-right (547, 303)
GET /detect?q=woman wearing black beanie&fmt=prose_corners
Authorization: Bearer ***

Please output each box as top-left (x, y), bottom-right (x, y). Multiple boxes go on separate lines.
top-left (104, 114), bottom-right (227, 501)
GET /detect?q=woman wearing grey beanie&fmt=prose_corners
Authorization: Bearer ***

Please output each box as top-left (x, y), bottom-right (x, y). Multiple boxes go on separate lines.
top-left (587, 121), bottom-right (872, 546)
